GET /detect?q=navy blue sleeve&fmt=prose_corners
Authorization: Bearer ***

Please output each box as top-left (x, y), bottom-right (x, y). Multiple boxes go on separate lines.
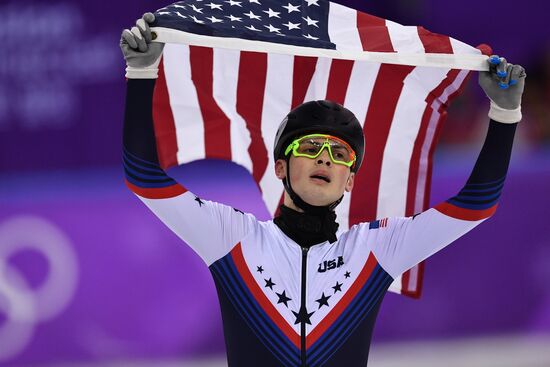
top-left (435, 120), bottom-right (517, 220)
top-left (122, 79), bottom-right (186, 198)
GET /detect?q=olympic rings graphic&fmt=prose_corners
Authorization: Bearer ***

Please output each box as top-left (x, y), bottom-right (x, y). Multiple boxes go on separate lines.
top-left (0, 215), bottom-right (79, 362)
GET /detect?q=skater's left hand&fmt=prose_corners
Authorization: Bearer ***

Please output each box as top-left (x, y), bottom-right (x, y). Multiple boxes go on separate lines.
top-left (479, 55), bottom-right (526, 123)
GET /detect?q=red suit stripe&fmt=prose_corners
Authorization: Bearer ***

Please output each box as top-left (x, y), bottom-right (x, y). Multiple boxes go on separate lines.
top-left (125, 180), bottom-right (187, 199)
top-left (435, 202), bottom-right (498, 221)
top-left (231, 243), bottom-right (301, 348)
top-left (306, 252), bottom-right (378, 348)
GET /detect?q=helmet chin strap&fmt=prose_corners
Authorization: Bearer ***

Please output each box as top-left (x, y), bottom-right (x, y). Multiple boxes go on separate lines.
top-left (283, 158), bottom-right (344, 213)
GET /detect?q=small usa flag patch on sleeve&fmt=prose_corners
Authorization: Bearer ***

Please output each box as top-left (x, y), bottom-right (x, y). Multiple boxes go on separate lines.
top-left (369, 218), bottom-right (388, 229)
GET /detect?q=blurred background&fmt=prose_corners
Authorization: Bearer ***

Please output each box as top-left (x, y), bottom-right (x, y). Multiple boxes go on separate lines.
top-left (0, 0), bottom-right (548, 366)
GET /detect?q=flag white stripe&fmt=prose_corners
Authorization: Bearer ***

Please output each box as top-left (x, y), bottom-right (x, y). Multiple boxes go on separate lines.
top-left (377, 66), bottom-right (449, 218)
top-left (386, 21), bottom-right (425, 54)
top-left (259, 53), bottom-right (295, 214)
top-left (450, 37), bottom-right (482, 56)
top-left (303, 57), bottom-right (332, 102)
top-left (341, 61), bottom-right (381, 126)
top-left (155, 28), bottom-right (489, 71)
top-left (328, 3), bottom-right (363, 52)
top-left (388, 274), bottom-right (403, 294)
top-left (414, 69), bottom-right (470, 213)
top-left (212, 48), bottom-right (254, 172)
top-left (407, 260), bottom-right (419, 290)
top-left (335, 61), bottom-right (380, 231)
top-left (415, 100), bottom-right (442, 214)
top-left (163, 44), bottom-right (206, 164)
top-left (158, 5), bottom-right (480, 297)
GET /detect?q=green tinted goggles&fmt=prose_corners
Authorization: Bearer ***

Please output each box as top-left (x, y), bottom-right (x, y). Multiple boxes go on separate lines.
top-left (284, 134), bottom-right (357, 168)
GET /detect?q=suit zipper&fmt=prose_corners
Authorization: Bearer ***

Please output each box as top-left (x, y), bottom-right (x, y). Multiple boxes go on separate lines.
top-left (300, 246), bottom-right (308, 367)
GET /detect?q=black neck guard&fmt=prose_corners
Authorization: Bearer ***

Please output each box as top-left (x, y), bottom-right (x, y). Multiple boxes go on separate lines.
top-left (275, 156), bottom-right (343, 246)
top-left (274, 205), bottom-right (339, 247)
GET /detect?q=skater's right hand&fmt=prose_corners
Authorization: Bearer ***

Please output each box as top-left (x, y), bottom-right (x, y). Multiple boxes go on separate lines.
top-left (120, 12), bottom-right (164, 79)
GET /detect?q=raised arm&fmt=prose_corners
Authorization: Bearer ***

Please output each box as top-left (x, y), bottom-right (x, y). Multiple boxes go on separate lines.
top-left (368, 56), bottom-right (526, 278)
top-left (121, 14), bottom-right (256, 265)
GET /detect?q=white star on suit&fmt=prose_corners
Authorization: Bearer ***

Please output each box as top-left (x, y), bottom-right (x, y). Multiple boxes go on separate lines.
top-left (304, 33), bottom-right (319, 40)
top-left (175, 12), bottom-right (187, 18)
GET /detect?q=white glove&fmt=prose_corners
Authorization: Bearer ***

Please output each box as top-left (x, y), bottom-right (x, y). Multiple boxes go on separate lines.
top-left (120, 13), bottom-right (164, 79)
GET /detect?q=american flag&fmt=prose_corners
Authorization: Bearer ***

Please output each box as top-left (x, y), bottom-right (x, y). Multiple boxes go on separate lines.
top-left (149, 0), bottom-right (490, 298)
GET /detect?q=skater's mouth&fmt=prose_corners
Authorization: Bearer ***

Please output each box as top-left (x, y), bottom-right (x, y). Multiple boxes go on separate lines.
top-left (310, 171), bottom-right (331, 183)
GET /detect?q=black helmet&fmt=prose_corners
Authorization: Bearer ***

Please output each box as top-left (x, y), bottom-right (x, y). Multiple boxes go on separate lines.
top-left (273, 100), bottom-right (365, 172)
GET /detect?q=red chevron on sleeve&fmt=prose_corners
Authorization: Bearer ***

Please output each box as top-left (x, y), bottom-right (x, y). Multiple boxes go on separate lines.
top-left (125, 179), bottom-right (188, 199)
top-left (434, 202), bottom-right (497, 221)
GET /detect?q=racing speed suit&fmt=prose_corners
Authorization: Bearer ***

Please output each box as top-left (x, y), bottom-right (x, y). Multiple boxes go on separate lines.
top-left (123, 78), bottom-right (517, 367)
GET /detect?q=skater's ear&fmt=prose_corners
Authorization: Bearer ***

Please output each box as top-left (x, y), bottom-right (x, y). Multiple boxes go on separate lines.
top-left (345, 172), bottom-right (355, 192)
top-left (275, 159), bottom-right (287, 180)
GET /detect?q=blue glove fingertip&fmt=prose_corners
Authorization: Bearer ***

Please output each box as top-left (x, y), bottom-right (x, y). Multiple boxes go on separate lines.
top-left (489, 55), bottom-right (501, 65)
top-left (509, 79), bottom-right (518, 86)
top-left (498, 82), bottom-right (509, 89)
top-left (496, 70), bottom-right (507, 78)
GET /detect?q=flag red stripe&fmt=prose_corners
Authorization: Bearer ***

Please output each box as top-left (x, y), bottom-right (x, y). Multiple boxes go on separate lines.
top-left (325, 59), bottom-right (355, 104)
top-left (291, 56), bottom-right (318, 109)
top-left (274, 193), bottom-right (285, 217)
top-left (190, 46), bottom-right (232, 160)
top-left (477, 44), bottom-right (493, 56)
top-left (349, 64), bottom-right (415, 224)
top-left (422, 71), bottom-right (473, 210)
top-left (402, 25), bottom-right (461, 296)
top-left (406, 69), bottom-right (461, 216)
top-left (403, 65), bottom-right (464, 297)
top-left (153, 59), bottom-right (179, 170)
top-left (401, 269), bottom-right (411, 297)
top-left (401, 69), bottom-right (460, 299)
top-left (237, 52), bottom-right (269, 184)
top-left (400, 263), bottom-right (424, 298)
top-left (417, 27), bottom-right (453, 53)
top-left (356, 12), bottom-right (395, 52)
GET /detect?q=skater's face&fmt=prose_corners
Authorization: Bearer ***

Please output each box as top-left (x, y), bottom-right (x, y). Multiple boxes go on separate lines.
top-left (275, 147), bottom-right (355, 209)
